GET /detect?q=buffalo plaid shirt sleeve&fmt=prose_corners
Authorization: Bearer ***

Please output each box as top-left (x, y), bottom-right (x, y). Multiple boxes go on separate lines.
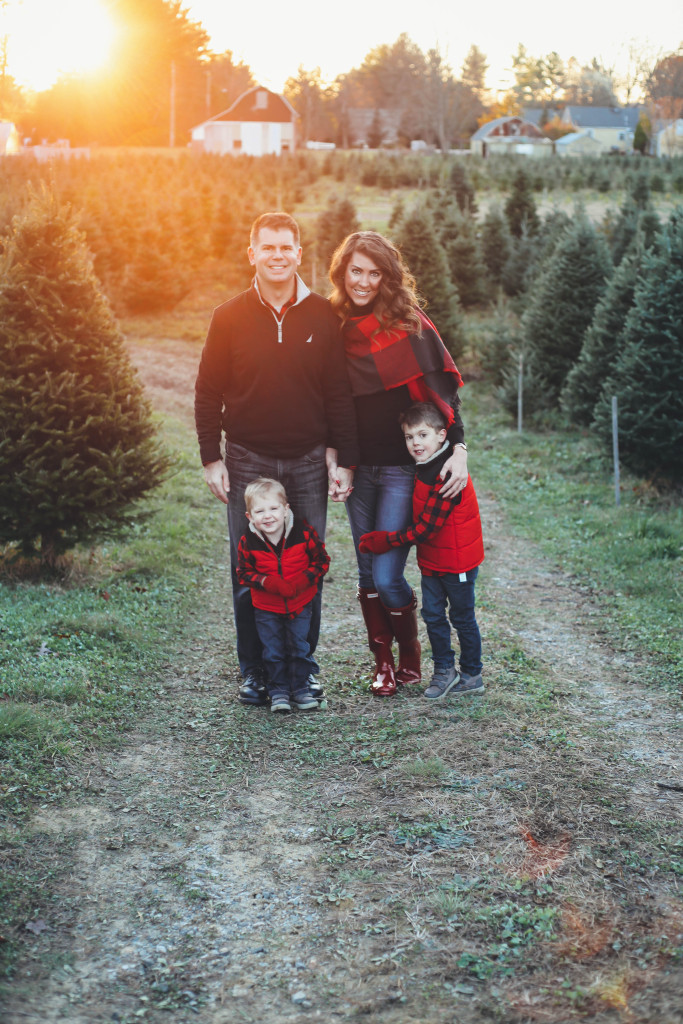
top-left (301, 521), bottom-right (331, 585)
top-left (236, 535), bottom-right (265, 589)
top-left (386, 483), bottom-right (462, 548)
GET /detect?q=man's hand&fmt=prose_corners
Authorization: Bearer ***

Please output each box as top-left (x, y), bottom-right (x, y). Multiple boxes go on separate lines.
top-left (203, 460), bottom-right (230, 504)
top-left (262, 575), bottom-right (295, 597)
top-left (439, 447), bottom-right (468, 500)
top-left (327, 448), bottom-right (355, 502)
top-left (359, 531), bottom-right (393, 554)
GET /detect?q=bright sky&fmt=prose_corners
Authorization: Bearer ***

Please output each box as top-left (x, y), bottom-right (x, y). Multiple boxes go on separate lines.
top-left (2, 0), bottom-right (681, 93)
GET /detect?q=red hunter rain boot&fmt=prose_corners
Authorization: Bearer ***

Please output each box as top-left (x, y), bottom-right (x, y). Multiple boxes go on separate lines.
top-left (388, 590), bottom-right (422, 686)
top-left (357, 586), bottom-right (397, 696)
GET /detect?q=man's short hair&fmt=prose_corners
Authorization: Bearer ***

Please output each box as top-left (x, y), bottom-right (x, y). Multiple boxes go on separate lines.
top-left (250, 213), bottom-right (300, 248)
top-left (399, 402), bottom-right (448, 432)
top-left (244, 477), bottom-right (288, 511)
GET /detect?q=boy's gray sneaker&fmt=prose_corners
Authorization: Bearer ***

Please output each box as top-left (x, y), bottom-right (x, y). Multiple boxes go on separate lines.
top-left (451, 672), bottom-right (484, 697)
top-left (291, 688), bottom-right (320, 711)
top-left (423, 665), bottom-right (459, 701)
top-left (270, 693), bottom-right (291, 713)
top-left (307, 674), bottom-right (324, 699)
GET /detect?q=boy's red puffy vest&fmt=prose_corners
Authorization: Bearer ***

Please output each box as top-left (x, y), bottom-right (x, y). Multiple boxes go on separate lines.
top-left (413, 473), bottom-right (484, 575)
top-left (248, 535), bottom-right (318, 614)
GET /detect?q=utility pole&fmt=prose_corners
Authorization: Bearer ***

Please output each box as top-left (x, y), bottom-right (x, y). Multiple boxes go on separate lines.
top-left (170, 61), bottom-right (176, 148)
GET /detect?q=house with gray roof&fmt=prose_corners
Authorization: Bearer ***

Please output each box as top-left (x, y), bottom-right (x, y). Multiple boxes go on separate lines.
top-left (560, 106), bottom-right (643, 153)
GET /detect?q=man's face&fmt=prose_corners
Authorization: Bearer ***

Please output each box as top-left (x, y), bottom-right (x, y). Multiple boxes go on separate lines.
top-left (403, 421), bottom-right (447, 463)
top-left (248, 227), bottom-right (301, 290)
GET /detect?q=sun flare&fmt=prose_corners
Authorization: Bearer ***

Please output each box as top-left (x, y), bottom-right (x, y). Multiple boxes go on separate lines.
top-left (3, 0), bottom-right (117, 92)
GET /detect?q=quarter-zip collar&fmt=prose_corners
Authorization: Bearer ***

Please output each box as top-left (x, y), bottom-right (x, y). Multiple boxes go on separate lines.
top-left (252, 275), bottom-right (311, 344)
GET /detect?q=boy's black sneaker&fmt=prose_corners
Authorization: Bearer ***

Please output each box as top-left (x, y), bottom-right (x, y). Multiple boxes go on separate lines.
top-left (451, 672), bottom-right (484, 696)
top-left (239, 671), bottom-right (268, 706)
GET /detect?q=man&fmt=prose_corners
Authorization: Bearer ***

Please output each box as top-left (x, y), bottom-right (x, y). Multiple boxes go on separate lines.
top-left (195, 212), bottom-right (358, 706)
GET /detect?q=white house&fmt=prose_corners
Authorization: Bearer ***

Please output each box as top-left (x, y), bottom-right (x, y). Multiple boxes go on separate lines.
top-left (559, 106), bottom-right (642, 154)
top-left (0, 122), bottom-right (21, 155)
top-left (654, 119), bottom-right (683, 157)
top-left (192, 86), bottom-right (298, 156)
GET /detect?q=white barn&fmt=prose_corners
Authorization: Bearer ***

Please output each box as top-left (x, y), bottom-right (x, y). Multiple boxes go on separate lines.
top-left (192, 86), bottom-right (298, 156)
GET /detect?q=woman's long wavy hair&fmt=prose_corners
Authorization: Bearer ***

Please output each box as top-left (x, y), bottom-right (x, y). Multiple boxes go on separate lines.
top-left (329, 231), bottom-right (422, 335)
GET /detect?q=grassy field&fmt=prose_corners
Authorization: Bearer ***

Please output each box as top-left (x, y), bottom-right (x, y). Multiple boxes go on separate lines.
top-left (1, 305), bottom-right (681, 1020)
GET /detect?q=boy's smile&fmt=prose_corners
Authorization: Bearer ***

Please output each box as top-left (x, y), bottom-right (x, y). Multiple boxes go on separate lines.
top-left (403, 421), bottom-right (448, 463)
top-left (247, 497), bottom-right (288, 543)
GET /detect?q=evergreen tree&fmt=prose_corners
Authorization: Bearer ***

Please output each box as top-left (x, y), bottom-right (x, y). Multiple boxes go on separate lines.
top-left (316, 196), bottom-right (361, 269)
top-left (480, 205), bottom-right (513, 286)
top-left (501, 224), bottom-right (538, 299)
top-left (441, 212), bottom-right (489, 308)
top-left (478, 299), bottom-right (520, 387)
top-left (395, 206), bottom-right (466, 359)
top-left (561, 246), bottom-right (644, 424)
top-left (0, 187), bottom-right (167, 564)
top-left (504, 167), bottom-right (540, 238)
top-left (521, 216), bottom-right (612, 411)
top-left (449, 161), bottom-right (477, 214)
top-left (592, 214), bottom-right (683, 482)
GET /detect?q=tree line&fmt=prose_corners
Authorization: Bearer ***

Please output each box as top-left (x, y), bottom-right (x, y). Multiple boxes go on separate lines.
top-left (0, 0), bottom-right (681, 149)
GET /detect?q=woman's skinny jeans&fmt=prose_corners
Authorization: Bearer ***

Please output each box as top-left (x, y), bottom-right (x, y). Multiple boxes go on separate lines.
top-left (345, 464), bottom-right (415, 609)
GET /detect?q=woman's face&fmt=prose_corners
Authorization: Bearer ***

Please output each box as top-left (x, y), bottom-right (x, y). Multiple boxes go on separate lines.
top-left (344, 250), bottom-right (382, 307)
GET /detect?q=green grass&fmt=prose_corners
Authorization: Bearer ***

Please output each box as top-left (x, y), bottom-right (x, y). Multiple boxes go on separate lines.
top-left (0, 415), bottom-right (219, 820)
top-left (464, 383), bottom-right (682, 690)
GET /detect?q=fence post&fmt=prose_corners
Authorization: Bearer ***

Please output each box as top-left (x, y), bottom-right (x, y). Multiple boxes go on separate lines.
top-left (612, 395), bottom-right (620, 506)
top-left (517, 353), bottom-right (523, 434)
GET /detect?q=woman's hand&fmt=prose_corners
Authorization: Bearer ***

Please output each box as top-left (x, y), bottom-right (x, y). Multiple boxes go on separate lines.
top-left (326, 448), bottom-right (354, 502)
top-left (439, 447), bottom-right (468, 499)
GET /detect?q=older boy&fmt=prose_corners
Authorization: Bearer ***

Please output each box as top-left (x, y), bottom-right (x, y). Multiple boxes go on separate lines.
top-left (359, 402), bottom-right (484, 701)
top-left (236, 478), bottom-right (330, 713)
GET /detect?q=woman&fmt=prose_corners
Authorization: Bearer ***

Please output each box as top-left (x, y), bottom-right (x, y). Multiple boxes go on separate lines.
top-left (328, 231), bottom-right (468, 696)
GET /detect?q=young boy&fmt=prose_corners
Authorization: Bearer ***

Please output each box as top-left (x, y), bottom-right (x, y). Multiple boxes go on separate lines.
top-left (359, 402), bottom-right (484, 701)
top-left (236, 477), bottom-right (330, 713)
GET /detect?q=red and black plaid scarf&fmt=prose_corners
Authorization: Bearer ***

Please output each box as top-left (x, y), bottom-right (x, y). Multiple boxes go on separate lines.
top-left (342, 308), bottom-right (463, 426)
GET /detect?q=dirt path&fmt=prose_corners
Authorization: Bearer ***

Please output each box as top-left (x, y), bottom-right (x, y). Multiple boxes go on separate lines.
top-left (4, 337), bottom-right (681, 1024)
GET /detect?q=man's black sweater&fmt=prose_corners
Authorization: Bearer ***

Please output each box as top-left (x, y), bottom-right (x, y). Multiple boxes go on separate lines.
top-left (194, 280), bottom-right (359, 467)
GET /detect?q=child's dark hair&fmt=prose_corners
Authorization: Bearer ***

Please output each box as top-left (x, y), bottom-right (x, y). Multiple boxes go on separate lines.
top-left (399, 402), bottom-right (448, 432)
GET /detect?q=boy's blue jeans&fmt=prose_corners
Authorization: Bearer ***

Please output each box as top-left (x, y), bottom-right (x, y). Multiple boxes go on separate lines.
top-left (253, 603), bottom-right (315, 697)
top-left (420, 568), bottom-right (482, 676)
top-left (226, 440), bottom-right (328, 677)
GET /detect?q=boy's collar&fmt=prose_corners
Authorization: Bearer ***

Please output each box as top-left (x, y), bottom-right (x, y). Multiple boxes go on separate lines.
top-left (415, 439), bottom-right (451, 467)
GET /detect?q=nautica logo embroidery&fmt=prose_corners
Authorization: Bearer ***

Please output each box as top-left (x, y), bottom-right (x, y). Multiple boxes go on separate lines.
top-left (305, 335), bottom-right (313, 344)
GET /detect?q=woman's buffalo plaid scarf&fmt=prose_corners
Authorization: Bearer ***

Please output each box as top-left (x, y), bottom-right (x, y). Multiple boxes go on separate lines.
top-left (342, 308), bottom-right (462, 426)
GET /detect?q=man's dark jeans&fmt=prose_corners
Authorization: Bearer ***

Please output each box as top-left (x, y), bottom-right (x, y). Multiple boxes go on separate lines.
top-left (420, 568), bottom-right (482, 676)
top-left (253, 603), bottom-right (315, 697)
top-left (226, 440), bottom-right (328, 678)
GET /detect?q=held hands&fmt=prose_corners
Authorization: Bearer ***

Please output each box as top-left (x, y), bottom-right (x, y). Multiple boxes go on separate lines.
top-left (439, 447), bottom-right (468, 499)
top-left (358, 531), bottom-right (393, 555)
top-left (262, 575), bottom-right (295, 598)
top-left (326, 448), bottom-right (354, 502)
